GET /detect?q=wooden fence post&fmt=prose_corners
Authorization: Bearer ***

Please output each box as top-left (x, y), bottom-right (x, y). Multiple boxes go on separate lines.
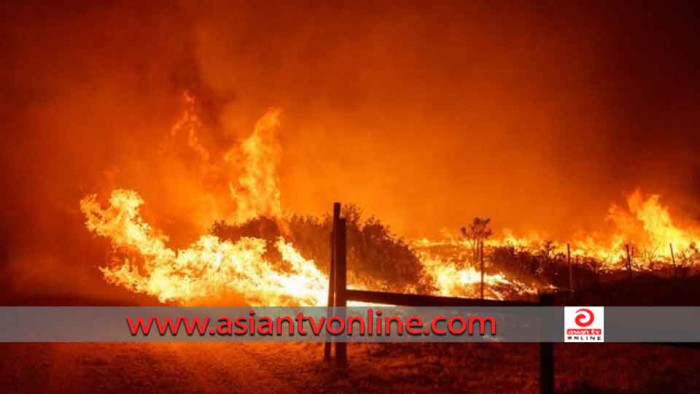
top-left (324, 200), bottom-right (552, 385)
top-left (625, 244), bottom-right (633, 280)
top-left (670, 243), bottom-right (676, 278)
top-left (480, 240), bottom-right (485, 300)
top-left (539, 293), bottom-right (554, 394)
top-left (335, 218), bottom-right (348, 365)
top-left (324, 203), bottom-right (341, 361)
top-left (567, 243), bottom-right (574, 294)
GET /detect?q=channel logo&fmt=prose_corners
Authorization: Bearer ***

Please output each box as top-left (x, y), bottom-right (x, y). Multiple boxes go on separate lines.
top-left (565, 307), bottom-right (604, 342)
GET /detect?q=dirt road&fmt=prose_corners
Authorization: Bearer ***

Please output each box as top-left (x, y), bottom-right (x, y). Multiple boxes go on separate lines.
top-left (1, 343), bottom-right (699, 393)
top-left (0, 343), bottom-right (305, 393)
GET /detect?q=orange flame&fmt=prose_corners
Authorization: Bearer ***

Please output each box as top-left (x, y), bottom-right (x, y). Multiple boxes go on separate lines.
top-left (81, 93), bottom-right (698, 306)
top-left (418, 253), bottom-right (537, 300)
top-left (81, 189), bottom-right (327, 305)
top-left (420, 189), bottom-right (699, 271)
top-left (80, 97), bottom-right (325, 305)
top-left (227, 109), bottom-right (283, 222)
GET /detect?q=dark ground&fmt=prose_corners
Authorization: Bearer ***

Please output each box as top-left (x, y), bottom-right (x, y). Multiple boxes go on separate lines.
top-left (0, 342), bottom-right (699, 393)
top-left (2, 275), bottom-right (700, 393)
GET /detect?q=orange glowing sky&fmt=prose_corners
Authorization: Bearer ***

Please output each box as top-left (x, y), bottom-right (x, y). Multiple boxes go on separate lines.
top-left (1, 1), bottom-right (699, 298)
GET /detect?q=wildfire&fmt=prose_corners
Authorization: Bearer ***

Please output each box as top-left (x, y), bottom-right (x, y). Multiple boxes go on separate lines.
top-left (606, 190), bottom-right (699, 263)
top-left (227, 109), bottom-right (283, 223)
top-left (81, 93), bottom-right (699, 307)
top-left (418, 253), bottom-right (537, 300)
top-left (81, 189), bottom-right (327, 305)
top-left (81, 94), bottom-right (325, 306)
top-left (416, 190), bottom-right (700, 271)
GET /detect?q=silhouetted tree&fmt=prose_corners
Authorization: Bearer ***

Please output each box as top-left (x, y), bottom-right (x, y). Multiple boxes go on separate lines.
top-left (460, 217), bottom-right (492, 263)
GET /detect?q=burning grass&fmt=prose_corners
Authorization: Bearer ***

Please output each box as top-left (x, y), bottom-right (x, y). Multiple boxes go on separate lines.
top-left (79, 92), bottom-right (700, 307)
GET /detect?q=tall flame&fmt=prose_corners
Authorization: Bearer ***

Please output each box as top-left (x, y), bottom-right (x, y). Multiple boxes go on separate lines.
top-left (80, 97), bottom-right (325, 305)
top-left (228, 109), bottom-right (283, 222)
top-left (81, 93), bottom-right (699, 306)
top-left (607, 190), bottom-right (699, 260)
top-left (81, 189), bottom-right (327, 305)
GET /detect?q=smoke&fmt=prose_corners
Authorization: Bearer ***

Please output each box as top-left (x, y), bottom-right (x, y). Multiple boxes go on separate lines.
top-left (1, 1), bottom-right (699, 299)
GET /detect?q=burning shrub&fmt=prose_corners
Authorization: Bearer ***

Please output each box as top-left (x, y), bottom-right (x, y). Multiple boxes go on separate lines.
top-left (488, 243), bottom-right (603, 291)
top-left (210, 204), bottom-right (430, 294)
top-left (342, 205), bottom-right (430, 293)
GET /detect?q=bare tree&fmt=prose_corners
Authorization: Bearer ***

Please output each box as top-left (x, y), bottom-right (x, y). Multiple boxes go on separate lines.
top-left (460, 217), bottom-right (492, 263)
top-left (460, 217), bottom-right (492, 299)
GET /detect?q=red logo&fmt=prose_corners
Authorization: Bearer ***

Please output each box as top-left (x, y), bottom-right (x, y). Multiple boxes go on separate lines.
top-left (566, 306), bottom-right (604, 342)
top-left (574, 308), bottom-right (594, 327)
